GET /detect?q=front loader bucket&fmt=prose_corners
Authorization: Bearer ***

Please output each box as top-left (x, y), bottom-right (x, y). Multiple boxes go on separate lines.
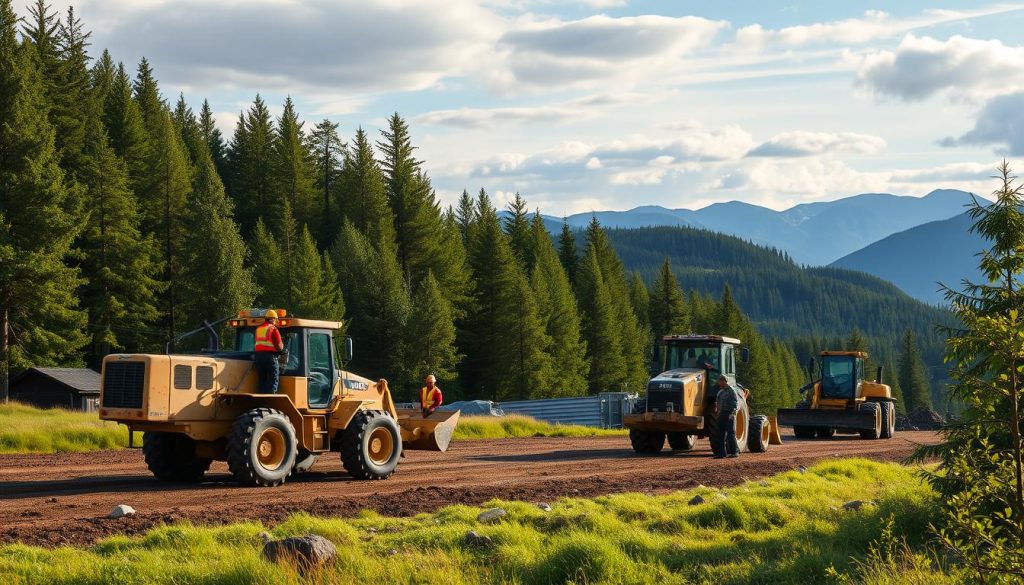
top-left (777, 407), bottom-right (877, 431)
top-left (396, 408), bottom-right (461, 452)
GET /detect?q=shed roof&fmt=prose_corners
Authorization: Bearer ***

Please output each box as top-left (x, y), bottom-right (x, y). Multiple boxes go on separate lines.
top-left (11, 368), bottom-right (101, 395)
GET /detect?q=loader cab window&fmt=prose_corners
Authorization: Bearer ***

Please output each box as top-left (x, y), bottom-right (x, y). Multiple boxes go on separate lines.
top-left (307, 331), bottom-right (335, 408)
top-left (820, 356), bottom-right (856, 399)
top-left (723, 346), bottom-right (735, 375)
top-left (233, 327), bottom-right (302, 375)
top-left (663, 344), bottom-right (721, 371)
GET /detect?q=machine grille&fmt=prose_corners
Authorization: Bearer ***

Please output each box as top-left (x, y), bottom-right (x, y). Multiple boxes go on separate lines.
top-left (173, 365), bottom-right (192, 389)
top-left (102, 362), bottom-right (145, 408)
top-left (646, 387), bottom-right (682, 413)
top-left (195, 366), bottom-right (214, 390)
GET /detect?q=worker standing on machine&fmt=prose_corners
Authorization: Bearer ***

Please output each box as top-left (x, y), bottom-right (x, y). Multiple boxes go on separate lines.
top-left (420, 374), bottom-right (443, 418)
top-left (254, 310), bottom-right (285, 394)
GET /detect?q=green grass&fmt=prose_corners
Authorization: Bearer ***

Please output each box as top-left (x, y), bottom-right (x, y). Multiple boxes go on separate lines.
top-left (453, 414), bottom-right (625, 440)
top-left (0, 403), bottom-right (620, 455)
top-left (0, 402), bottom-right (132, 454)
top-left (0, 459), bottom-right (961, 584)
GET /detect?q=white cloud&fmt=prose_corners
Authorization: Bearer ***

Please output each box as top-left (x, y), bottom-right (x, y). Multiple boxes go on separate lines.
top-left (747, 131), bottom-right (886, 157)
top-left (940, 92), bottom-right (1024, 154)
top-left (414, 91), bottom-right (674, 128)
top-left (854, 34), bottom-right (1024, 101)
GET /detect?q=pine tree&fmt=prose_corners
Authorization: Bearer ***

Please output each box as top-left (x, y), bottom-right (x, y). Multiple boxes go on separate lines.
top-left (198, 99), bottom-right (227, 181)
top-left (76, 94), bottom-right (161, 361)
top-left (103, 62), bottom-right (149, 195)
top-left (406, 271), bottom-right (462, 390)
top-left (455, 189), bottom-right (476, 243)
top-left (249, 219), bottom-right (285, 306)
top-left (577, 247), bottom-right (628, 392)
top-left (331, 221), bottom-right (410, 386)
top-left (558, 220), bottom-right (578, 284)
top-left (179, 148), bottom-right (256, 329)
top-left (48, 6), bottom-right (91, 180)
top-left (883, 357), bottom-right (906, 415)
top-left (289, 227), bottom-right (345, 321)
top-left (90, 49), bottom-right (113, 105)
top-left (649, 258), bottom-right (688, 339)
top-left (172, 93), bottom-right (201, 162)
top-left (898, 328), bottom-right (932, 412)
top-left (307, 118), bottom-right (343, 245)
top-left (272, 97), bottom-right (317, 232)
top-left (530, 215), bottom-right (588, 397)
top-left (1, 3), bottom-right (87, 399)
top-left (503, 192), bottom-right (532, 269)
top-left (629, 272), bottom-right (650, 331)
top-left (337, 127), bottom-right (395, 252)
top-left (714, 285), bottom-right (744, 336)
top-left (132, 57), bottom-right (163, 132)
top-left (227, 95), bottom-right (275, 236)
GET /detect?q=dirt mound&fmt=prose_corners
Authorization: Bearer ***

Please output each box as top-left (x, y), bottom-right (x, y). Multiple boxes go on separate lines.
top-left (896, 408), bottom-right (945, 431)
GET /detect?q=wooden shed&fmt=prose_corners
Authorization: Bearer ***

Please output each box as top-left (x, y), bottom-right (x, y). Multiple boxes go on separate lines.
top-left (9, 368), bottom-right (101, 412)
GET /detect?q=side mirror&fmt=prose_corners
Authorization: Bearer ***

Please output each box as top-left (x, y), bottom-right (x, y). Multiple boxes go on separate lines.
top-left (740, 347), bottom-right (750, 363)
top-left (807, 357), bottom-right (816, 383)
top-left (344, 336), bottom-right (354, 362)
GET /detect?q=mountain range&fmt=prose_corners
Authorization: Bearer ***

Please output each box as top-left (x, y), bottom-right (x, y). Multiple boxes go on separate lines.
top-left (548, 189), bottom-right (977, 266)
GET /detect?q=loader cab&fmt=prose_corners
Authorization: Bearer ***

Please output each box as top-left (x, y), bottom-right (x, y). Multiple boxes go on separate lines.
top-left (229, 310), bottom-right (346, 409)
top-left (656, 335), bottom-right (743, 387)
top-left (818, 353), bottom-right (865, 400)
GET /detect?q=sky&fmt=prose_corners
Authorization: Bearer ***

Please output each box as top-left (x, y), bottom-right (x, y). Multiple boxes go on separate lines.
top-left (24, 0), bottom-right (1024, 215)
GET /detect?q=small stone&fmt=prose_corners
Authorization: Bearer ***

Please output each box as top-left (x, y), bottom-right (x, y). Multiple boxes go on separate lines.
top-left (387, 549), bottom-right (399, 556)
top-left (46, 497), bottom-right (58, 503)
top-left (463, 530), bottom-right (494, 548)
top-left (263, 534), bottom-right (337, 574)
top-left (537, 502), bottom-right (552, 512)
top-left (797, 465), bottom-right (808, 473)
top-left (108, 504), bottom-right (135, 519)
top-left (842, 500), bottom-right (867, 511)
top-left (688, 495), bottom-right (706, 506)
top-left (477, 508), bottom-right (507, 523)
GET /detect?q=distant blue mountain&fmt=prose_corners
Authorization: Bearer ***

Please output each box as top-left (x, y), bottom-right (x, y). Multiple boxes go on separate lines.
top-left (542, 189), bottom-right (976, 266)
top-left (830, 212), bottom-right (986, 305)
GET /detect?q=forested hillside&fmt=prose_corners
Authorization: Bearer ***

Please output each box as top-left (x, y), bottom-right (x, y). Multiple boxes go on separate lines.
top-left (0, 0), bottom-right (942, 415)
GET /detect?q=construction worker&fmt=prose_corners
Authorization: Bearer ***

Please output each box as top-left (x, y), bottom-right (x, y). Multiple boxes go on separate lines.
top-left (254, 310), bottom-right (285, 394)
top-left (713, 374), bottom-right (742, 459)
top-left (420, 374), bottom-right (443, 418)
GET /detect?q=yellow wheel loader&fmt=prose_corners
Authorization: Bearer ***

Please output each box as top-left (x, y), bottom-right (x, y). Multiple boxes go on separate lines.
top-left (99, 309), bottom-right (460, 487)
top-left (777, 351), bottom-right (896, 440)
top-left (624, 335), bottom-right (771, 457)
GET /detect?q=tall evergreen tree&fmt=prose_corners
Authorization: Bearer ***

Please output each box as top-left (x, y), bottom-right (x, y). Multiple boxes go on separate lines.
top-left (288, 226), bottom-right (345, 321)
top-left (503, 192), bottom-right (532, 268)
top-left (227, 95), bottom-right (275, 236)
top-left (307, 118), bottom-right (343, 245)
top-left (577, 247), bottom-right (628, 392)
top-left (649, 258), bottom-right (688, 339)
top-left (272, 97), bottom-right (317, 232)
top-left (629, 272), bottom-right (650, 332)
top-left (103, 62), bottom-right (149, 195)
top-left (406, 271), bottom-right (462, 391)
top-left (172, 93), bottom-right (202, 163)
top-left (179, 148), bottom-right (256, 329)
top-left (455, 189), bottom-right (476, 243)
top-left (48, 6), bottom-right (91, 180)
top-left (336, 127), bottom-right (394, 252)
top-left (132, 56), bottom-right (163, 132)
top-left (558, 220), bottom-right (578, 284)
top-left (198, 99), bottom-right (227, 181)
top-left (76, 94), bottom-right (161, 361)
top-left (530, 215), bottom-right (588, 397)
top-left (1, 3), bottom-right (87, 399)
top-left (898, 328), bottom-right (932, 412)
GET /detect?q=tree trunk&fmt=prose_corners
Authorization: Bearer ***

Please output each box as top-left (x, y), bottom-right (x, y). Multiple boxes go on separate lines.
top-left (1, 304), bottom-right (9, 404)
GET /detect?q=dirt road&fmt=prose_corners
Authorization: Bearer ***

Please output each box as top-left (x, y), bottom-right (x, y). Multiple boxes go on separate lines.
top-left (0, 431), bottom-right (939, 547)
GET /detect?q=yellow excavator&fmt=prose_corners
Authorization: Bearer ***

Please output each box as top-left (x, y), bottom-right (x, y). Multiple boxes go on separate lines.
top-left (99, 309), bottom-right (459, 486)
top-left (777, 351), bottom-right (895, 440)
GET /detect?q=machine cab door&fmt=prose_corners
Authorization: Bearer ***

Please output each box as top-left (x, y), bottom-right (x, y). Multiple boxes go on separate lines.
top-left (854, 357), bottom-right (865, 399)
top-left (305, 330), bottom-right (337, 409)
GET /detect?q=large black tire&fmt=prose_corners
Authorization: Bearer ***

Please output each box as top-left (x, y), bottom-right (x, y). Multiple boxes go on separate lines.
top-left (859, 402), bottom-right (882, 440)
top-left (667, 432), bottom-right (695, 451)
top-left (226, 408), bottom-right (298, 487)
top-left (793, 425), bottom-right (817, 439)
top-left (704, 411), bottom-right (723, 457)
top-left (292, 450), bottom-right (318, 475)
top-left (341, 410), bottom-right (402, 480)
top-left (747, 415), bottom-right (770, 453)
top-left (630, 429), bottom-right (665, 454)
top-left (880, 401), bottom-right (895, 439)
top-left (817, 427), bottom-right (836, 438)
top-left (142, 432), bottom-right (211, 482)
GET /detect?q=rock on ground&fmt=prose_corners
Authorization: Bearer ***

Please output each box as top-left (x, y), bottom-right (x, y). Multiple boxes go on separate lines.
top-left (477, 508), bottom-right (507, 523)
top-left (537, 502), bottom-right (552, 512)
top-left (464, 530), bottom-right (494, 548)
top-left (262, 534), bottom-right (337, 573)
top-left (108, 505), bottom-right (135, 519)
top-left (688, 495), bottom-right (706, 506)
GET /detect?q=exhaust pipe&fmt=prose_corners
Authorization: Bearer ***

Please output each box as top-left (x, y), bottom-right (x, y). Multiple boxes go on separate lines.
top-left (876, 366), bottom-right (883, 384)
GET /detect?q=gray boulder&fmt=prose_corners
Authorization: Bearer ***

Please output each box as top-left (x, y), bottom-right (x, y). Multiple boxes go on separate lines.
top-left (464, 530), bottom-right (494, 548)
top-left (688, 495), bottom-right (706, 506)
top-left (108, 505), bottom-right (135, 519)
top-left (477, 508), bottom-right (507, 523)
top-left (262, 534), bottom-right (337, 573)
top-left (537, 502), bottom-right (552, 512)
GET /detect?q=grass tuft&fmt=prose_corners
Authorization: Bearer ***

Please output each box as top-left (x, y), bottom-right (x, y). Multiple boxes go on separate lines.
top-left (453, 414), bottom-right (625, 440)
top-left (0, 402), bottom-right (132, 454)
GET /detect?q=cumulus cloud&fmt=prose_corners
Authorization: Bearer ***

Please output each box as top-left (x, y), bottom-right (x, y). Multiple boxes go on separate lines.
top-left (747, 131), bottom-right (886, 158)
top-left (940, 92), bottom-right (1024, 154)
top-left (854, 34), bottom-right (1024, 101)
top-left (888, 161), bottom-right (998, 183)
top-left (414, 91), bottom-right (673, 128)
top-left (493, 14), bottom-right (726, 89)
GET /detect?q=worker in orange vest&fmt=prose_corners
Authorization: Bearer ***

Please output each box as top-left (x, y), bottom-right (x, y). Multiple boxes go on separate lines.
top-left (254, 310), bottom-right (285, 393)
top-left (420, 374), bottom-right (443, 418)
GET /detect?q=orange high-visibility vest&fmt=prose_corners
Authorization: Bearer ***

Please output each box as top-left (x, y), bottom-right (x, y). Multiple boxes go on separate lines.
top-left (420, 386), bottom-right (442, 410)
top-left (255, 323), bottom-right (281, 352)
